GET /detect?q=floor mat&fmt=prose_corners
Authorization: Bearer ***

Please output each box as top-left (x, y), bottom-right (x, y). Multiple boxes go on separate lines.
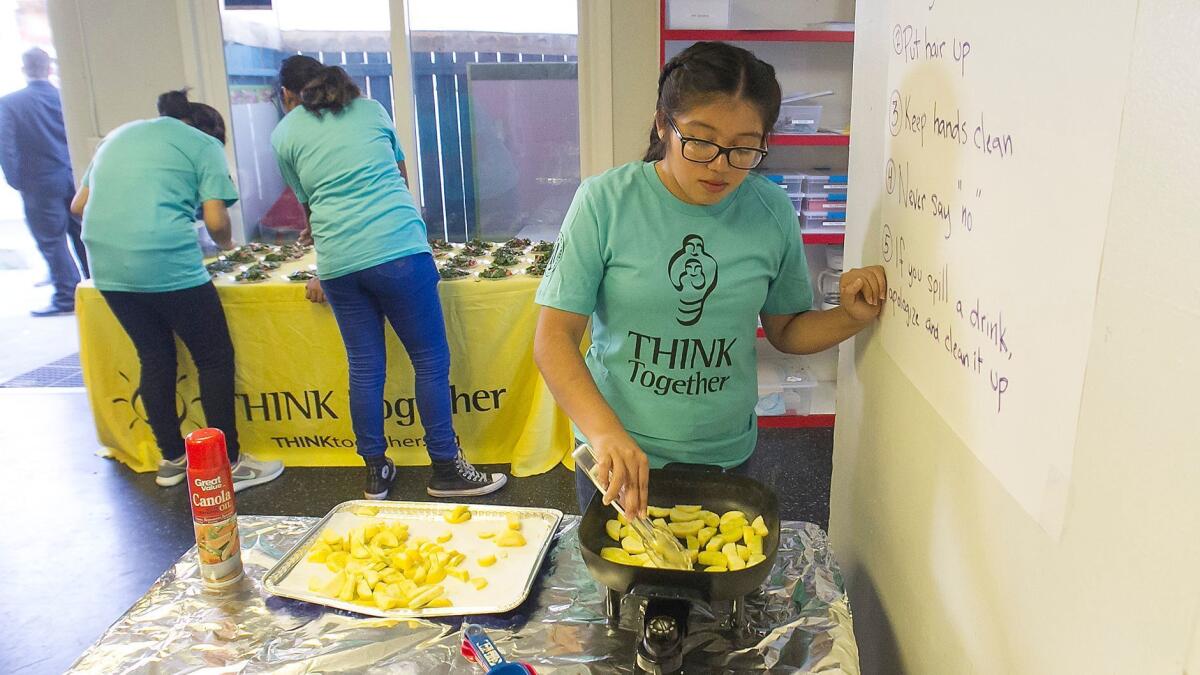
top-left (0, 352), bottom-right (83, 387)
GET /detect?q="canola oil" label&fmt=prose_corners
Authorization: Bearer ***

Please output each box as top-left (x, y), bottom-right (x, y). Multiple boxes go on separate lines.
top-left (188, 468), bottom-right (243, 588)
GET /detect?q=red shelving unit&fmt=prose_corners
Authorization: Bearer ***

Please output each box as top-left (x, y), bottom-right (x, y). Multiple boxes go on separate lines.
top-left (663, 3), bottom-right (851, 430)
top-left (662, 29), bottom-right (854, 44)
top-left (659, 1), bottom-right (855, 62)
top-left (770, 133), bottom-right (850, 147)
top-left (758, 414), bottom-right (836, 429)
top-left (802, 232), bottom-right (846, 245)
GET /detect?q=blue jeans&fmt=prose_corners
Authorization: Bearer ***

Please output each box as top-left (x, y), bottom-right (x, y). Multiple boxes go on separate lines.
top-left (320, 253), bottom-right (458, 462)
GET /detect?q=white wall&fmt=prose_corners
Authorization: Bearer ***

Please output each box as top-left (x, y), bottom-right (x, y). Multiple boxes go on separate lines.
top-left (48, 0), bottom-right (189, 177)
top-left (578, 0), bottom-right (658, 177)
top-left (47, 0), bottom-right (245, 239)
top-left (831, 1), bottom-right (1200, 673)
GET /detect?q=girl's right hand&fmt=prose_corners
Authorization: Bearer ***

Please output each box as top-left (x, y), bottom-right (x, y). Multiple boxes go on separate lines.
top-left (591, 431), bottom-right (650, 518)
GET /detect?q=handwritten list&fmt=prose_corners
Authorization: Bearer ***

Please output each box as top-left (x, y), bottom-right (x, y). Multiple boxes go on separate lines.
top-left (875, 0), bottom-right (1138, 534)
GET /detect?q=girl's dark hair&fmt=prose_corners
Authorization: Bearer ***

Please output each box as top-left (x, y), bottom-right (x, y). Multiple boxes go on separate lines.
top-left (644, 42), bottom-right (781, 162)
top-left (157, 88), bottom-right (192, 120)
top-left (187, 102), bottom-right (226, 145)
top-left (279, 55), bottom-right (360, 116)
top-left (156, 88), bottom-right (227, 145)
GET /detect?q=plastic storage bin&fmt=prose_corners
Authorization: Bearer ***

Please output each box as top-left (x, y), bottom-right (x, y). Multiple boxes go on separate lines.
top-left (775, 105), bottom-right (823, 134)
top-left (802, 211), bottom-right (847, 229)
top-left (667, 0), bottom-right (730, 29)
top-left (756, 353), bottom-right (817, 416)
top-left (801, 212), bottom-right (826, 230)
top-left (801, 197), bottom-right (848, 212)
top-left (764, 174), bottom-right (804, 199)
top-left (802, 174), bottom-right (849, 196)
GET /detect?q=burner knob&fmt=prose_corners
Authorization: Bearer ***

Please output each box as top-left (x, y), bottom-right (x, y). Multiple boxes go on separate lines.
top-left (639, 614), bottom-right (684, 673)
top-left (646, 615), bottom-right (679, 646)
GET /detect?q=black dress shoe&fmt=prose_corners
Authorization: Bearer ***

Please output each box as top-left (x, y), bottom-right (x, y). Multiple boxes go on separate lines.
top-left (30, 305), bottom-right (73, 317)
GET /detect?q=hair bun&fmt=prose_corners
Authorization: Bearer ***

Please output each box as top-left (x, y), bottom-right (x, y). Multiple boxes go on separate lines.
top-left (156, 88), bottom-right (192, 119)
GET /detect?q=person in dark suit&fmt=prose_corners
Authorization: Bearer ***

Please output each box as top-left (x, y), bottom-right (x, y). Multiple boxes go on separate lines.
top-left (0, 47), bottom-right (89, 316)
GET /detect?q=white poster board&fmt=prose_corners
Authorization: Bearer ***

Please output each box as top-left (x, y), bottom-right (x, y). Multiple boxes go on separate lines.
top-left (875, 0), bottom-right (1138, 534)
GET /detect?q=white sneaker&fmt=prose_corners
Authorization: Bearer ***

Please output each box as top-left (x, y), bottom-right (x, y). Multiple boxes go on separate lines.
top-left (230, 454), bottom-right (284, 492)
top-left (155, 455), bottom-right (188, 487)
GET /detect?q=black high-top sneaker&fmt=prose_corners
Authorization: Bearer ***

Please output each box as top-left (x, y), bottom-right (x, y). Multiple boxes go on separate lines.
top-left (364, 457), bottom-right (396, 500)
top-left (428, 452), bottom-right (507, 497)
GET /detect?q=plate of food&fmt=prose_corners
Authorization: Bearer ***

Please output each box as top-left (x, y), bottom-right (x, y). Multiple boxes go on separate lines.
top-left (463, 239), bottom-right (493, 256)
top-left (281, 243), bottom-right (309, 260)
top-left (449, 253), bottom-right (478, 268)
top-left (234, 265), bottom-right (271, 283)
top-left (529, 240), bottom-right (554, 254)
top-left (491, 249), bottom-right (521, 267)
top-left (206, 259), bottom-right (237, 276)
top-left (479, 264), bottom-right (512, 280)
top-left (287, 269), bottom-right (317, 282)
top-left (223, 247), bottom-right (259, 264)
top-left (439, 267), bottom-right (471, 280)
top-left (525, 259), bottom-right (548, 277)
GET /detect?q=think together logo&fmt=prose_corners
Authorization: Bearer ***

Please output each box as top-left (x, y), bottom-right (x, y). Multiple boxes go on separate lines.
top-left (111, 370), bottom-right (203, 431)
top-left (667, 234), bottom-right (718, 326)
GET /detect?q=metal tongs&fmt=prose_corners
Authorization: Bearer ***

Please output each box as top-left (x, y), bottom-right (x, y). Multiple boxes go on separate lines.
top-left (573, 444), bottom-right (691, 570)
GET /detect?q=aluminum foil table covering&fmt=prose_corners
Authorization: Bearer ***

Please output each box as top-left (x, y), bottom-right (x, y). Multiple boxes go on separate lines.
top-left (68, 515), bottom-right (859, 673)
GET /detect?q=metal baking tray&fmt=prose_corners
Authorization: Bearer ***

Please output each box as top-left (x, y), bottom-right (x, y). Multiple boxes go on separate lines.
top-left (262, 500), bottom-right (564, 618)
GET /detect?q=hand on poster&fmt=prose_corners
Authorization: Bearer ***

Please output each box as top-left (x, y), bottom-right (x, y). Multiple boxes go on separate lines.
top-left (839, 265), bottom-right (888, 322)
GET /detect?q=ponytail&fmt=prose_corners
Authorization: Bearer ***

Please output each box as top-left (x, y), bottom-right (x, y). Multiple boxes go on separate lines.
top-left (156, 88), bottom-right (227, 145)
top-left (643, 112), bottom-right (667, 162)
top-left (187, 102), bottom-right (227, 145)
top-left (279, 55), bottom-right (360, 116)
top-left (157, 88), bottom-right (192, 120)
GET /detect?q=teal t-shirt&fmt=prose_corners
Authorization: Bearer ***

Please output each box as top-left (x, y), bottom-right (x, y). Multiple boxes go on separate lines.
top-left (535, 161), bottom-right (813, 468)
top-left (81, 117), bottom-right (238, 293)
top-left (270, 98), bottom-right (430, 280)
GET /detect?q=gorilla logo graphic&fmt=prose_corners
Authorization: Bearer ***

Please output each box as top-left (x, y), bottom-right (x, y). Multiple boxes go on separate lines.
top-left (667, 234), bottom-right (718, 326)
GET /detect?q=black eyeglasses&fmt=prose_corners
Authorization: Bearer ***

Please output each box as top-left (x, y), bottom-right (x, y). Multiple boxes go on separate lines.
top-left (664, 116), bottom-right (768, 170)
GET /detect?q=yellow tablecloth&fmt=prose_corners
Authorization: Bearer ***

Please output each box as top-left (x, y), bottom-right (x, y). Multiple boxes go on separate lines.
top-left (76, 254), bottom-right (573, 476)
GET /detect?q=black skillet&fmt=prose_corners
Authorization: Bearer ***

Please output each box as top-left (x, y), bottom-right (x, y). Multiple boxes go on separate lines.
top-left (578, 466), bottom-right (781, 673)
top-left (578, 465), bottom-right (781, 601)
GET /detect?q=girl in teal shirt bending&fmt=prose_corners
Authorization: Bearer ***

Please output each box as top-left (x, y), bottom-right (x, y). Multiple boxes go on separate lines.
top-left (72, 90), bottom-right (283, 492)
top-left (272, 56), bottom-right (506, 500)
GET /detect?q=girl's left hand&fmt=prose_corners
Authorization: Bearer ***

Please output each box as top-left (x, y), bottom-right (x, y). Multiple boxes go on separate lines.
top-left (305, 278), bottom-right (326, 304)
top-left (839, 265), bottom-right (888, 322)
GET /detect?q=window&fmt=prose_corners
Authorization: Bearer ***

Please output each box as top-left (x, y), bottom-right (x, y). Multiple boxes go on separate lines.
top-left (218, 0), bottom-right (394, 242)
top-left (217, 0), bottom-right (579, 244)
top-left (404, 0), bottom-right (579, 242)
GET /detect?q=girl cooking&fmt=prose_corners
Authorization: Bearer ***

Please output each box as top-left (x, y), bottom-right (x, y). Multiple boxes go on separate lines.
top-left (533, 42), bottom-right (887, 516)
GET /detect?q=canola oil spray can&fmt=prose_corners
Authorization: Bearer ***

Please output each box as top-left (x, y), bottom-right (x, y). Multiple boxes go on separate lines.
top-left (185, 428), bottom-right (244, 589)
